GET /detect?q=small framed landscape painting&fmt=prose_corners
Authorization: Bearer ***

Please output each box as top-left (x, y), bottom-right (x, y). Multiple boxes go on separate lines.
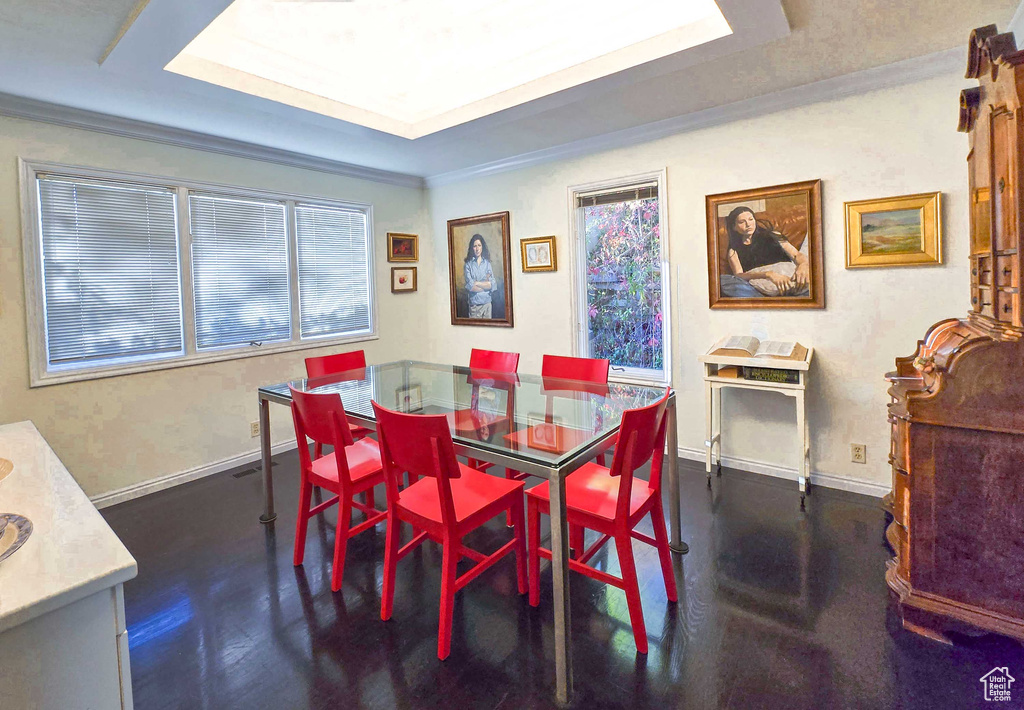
top-left (521, 236), bottom-right (557, 272)
top-left (845, 192), bottom-right (942, 268)
top-left (390, 266), bottom-right (417, 293)
top-left (387, 233), bottom-right (418, 262)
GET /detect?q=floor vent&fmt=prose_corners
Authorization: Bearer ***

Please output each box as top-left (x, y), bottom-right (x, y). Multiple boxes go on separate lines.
top-left (232, 461), bottom-right (276, 479)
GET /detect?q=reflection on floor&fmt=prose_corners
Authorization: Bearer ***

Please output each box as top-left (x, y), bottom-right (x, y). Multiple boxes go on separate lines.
top-left (101, 452), bottom-right (1022, 710)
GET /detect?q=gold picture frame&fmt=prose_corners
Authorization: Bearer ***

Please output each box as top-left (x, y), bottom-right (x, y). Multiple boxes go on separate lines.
top-left (387, 232), bottom-right (419, 262)
top-left (845, 192), bottom-right (942, 268)
top-left (520, 236), bottom-right (556, 272)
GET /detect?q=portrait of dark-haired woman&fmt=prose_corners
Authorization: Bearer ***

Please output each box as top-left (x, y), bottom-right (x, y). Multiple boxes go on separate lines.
top-left (463, 233), bottom-right (498, 318)
top-left (719, 206), bottom-right (810, 298)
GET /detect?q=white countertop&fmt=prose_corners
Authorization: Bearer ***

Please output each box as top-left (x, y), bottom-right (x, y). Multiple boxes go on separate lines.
top-left (0, 421), bottom-right (137, 634)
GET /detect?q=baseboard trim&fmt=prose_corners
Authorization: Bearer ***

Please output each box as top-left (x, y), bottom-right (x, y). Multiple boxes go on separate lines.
top-left (91, 439), bottom-right (888, 509)
top-left (676, 446), bottom-right (890, 498)
top-left (91, 440), bottom-right (298, 509)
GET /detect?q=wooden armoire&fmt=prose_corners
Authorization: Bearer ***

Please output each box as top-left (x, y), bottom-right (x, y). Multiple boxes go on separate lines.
top-left (885, 25), bottom-right (1024, 643)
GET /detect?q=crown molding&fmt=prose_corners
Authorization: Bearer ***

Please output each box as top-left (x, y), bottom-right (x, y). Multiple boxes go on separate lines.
top-left (425, 47), bottom-right (967, 188)
top-left (0, 92), bottom-right (425, 189)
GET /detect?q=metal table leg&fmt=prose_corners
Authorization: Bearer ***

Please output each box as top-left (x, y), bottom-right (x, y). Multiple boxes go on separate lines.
top-left (667, 395), bottom-right (688, 554)
top-left (259, 395), bottom-right (276, 524)
top-left (548, 472), bottom-right (573, 705)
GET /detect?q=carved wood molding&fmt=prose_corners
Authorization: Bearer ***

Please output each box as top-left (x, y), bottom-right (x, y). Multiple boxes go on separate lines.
top-left (967, 24), bottom-right (1024, 80)
top-left (958, 87), bottom-right (981, 133)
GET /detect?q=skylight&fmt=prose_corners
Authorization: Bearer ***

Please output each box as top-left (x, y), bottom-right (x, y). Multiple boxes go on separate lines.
top-left (166, 0), bottom-right (732, 140)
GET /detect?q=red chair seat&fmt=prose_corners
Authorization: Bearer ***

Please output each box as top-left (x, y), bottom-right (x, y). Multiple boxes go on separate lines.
top-left (310, 438), bottom-right (383, 488)
top-left (525, 462), bottom-right (653, 522)
top-left (399, 464), bottom-right (523, 526)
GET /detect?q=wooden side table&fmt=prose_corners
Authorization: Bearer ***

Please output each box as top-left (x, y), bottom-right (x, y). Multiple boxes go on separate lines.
top-left (699, 347), bottom-right (814, 505)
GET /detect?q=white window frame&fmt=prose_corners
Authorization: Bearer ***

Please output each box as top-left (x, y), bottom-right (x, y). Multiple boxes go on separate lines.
top-left (567, 168), bottom-right (672, 386)
top-left (20, 159), bottom-right (378, 387)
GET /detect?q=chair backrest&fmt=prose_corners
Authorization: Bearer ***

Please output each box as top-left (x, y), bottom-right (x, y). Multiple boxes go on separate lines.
top-left (541, 354), bottom-right (610, 384)
top-left (372, 401), bottom-right (462, 527)
top-left (305, 350), bottom-right (366, 379)
top-left (608, 391), bottom-right (671, 518)
top-left (289, 386), bottom-right (356, 484)
top-left (469, 348), bottom-right (520, 373)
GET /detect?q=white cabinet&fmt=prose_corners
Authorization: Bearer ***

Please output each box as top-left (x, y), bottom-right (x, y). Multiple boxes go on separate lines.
top-left (0, 421), bottom-right (137, 709)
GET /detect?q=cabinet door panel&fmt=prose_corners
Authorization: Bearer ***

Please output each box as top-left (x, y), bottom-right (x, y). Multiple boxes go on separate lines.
top-left (991, 111), bottom-right (1017, 253)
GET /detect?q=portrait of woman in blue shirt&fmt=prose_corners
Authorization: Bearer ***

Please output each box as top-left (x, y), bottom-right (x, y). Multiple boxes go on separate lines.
top-left (463, 233), bottom-right (498, 318)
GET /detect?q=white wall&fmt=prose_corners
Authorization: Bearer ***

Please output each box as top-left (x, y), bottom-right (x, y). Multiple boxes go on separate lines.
top-left (0, 115), bottom-right (431, 498)
top-left (425, 73), bottom-right (971, 493)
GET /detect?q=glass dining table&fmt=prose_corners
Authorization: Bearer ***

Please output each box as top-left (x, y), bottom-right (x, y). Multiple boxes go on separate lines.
top-left (256, 360), bottom-right (687, 705)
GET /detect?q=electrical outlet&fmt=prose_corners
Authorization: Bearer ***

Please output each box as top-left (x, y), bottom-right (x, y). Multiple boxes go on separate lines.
top-left (250, 421), bottom-right (260, 438)
top-left (851, 443), bottom-right (866, 464)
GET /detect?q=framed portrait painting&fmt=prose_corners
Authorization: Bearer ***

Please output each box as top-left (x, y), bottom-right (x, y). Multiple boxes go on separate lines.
top-left (521, 236), bottom-right (556, 272)
top-left (447, 211), bottom-right (514, 327)
top-left (387, 232), bottom-right (418, 262)
top-left (705, 179), bottom-right (824, 309)
top-left (844, 192), bottom-right (942, 268)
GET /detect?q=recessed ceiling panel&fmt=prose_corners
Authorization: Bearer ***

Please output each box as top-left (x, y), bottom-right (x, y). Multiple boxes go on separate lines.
top-left (166, 0), bottom-right (732, 139)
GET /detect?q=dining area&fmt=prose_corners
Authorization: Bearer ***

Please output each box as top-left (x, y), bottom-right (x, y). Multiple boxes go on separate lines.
top-left (254, 348), bottom-right (685, 706)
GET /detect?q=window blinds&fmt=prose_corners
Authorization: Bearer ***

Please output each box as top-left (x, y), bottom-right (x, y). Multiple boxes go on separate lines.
top-left (37, 176), bottom-right (183, 367)
top-left (295, 203), bottom-right (372, 338)
top-left (189, 193), bottom-right (290, 350)
top-left (575, 183), bottom-right (658, 208)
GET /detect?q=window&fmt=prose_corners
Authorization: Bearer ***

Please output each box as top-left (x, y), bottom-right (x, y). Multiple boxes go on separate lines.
top-left (295, 202), bottom-right (372, 339)
top-left (571, 171), bottom-right (671, 384)
top-left (189, 193), bottom-right (290, 349)
top-left (22, 161), bottom-right (376, 386)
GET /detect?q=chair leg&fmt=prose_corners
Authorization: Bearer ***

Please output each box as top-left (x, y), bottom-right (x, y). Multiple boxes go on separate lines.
top-left (314, 442), bottom-right (322, 460)
top-left (651, 499), bottom-right (678, 602)
top-left (438, 540), bottom-right (459, 660)
top-left (510, 496), bottom-right (527, 595)
top-left (381, 514), bottom-right (400, 621)
top-left (364, 486), bottom-right (375, 513)
top-left (293, 479), bottom-right (313, 566)
top-left (615, 532), bottom-right (648, 654)
top-left (330, 499), bottom-right (353, 592)
top-left (528, 500), bottom-right (541, 607)
top-left (505, 470), bottom-right (517, 527)
top-left (570, 524), bottom-right (585, 560)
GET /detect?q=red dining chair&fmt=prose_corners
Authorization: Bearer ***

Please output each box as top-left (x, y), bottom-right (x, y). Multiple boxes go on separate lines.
top-left (372, 401), bottom-right (527, 660)
top-left (526, 391), bottom-right (676, 654)
top-left (290, 386), bottom-right (387, 592)
top-left (469, 348), bottom-right (520, 373)
top-left (304, 349), bottom-right (373, 463)
top-left (505, 354), bottom-right (612, 538)
top-left (463, 349), bottom-right (519, 473)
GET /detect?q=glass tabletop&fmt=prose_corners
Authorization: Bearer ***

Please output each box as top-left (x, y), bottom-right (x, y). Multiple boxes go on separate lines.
top-left (259, 360), bottom-right (670, 468)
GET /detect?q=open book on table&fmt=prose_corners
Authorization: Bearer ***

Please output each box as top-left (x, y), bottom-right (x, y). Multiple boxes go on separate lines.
top-left (709, 336), bottom-right (804, 359)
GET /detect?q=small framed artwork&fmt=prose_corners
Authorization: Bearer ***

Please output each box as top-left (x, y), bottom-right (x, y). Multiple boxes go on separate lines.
top-left (521, 236), bottom-right (557, 272)
top-left (447, 211), bottom-right (514, 327)
top-left (706, 179), bottom-right (824, 310)
top-left (395, 384), bottom-right (423, 412)
top-left (526, 414), bottom-right (564, 453)
top-left (387, 233), bottom-right (418, 262)
top-left (844, 192), bottom-right (942, 268)
top-left (390, 266), bottom-right (417, 293)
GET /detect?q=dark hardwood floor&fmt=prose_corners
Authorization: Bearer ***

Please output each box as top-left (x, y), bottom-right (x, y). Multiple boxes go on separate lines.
top-left (102, 452), bottom-right (1023, 709)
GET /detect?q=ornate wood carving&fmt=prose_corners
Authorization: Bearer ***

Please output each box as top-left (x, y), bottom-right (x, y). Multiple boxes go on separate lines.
top-left (887, 25), bottom-right (1024, 644)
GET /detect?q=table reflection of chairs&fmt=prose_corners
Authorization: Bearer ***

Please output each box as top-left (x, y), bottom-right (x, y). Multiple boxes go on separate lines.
top-left (526, 392), bottom-right (676, 654)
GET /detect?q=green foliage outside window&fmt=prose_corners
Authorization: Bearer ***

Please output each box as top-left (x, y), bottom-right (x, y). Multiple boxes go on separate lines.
top-left (584, 197), bottom-right (663, 372)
